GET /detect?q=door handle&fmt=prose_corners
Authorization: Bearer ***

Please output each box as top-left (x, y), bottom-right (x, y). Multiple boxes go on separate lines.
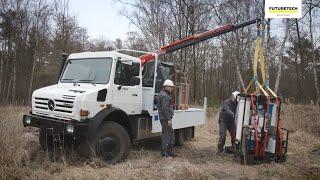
top-left (132, 93), bottom-right (138, 96)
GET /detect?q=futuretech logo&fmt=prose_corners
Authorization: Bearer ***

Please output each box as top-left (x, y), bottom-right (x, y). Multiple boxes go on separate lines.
top-left (269, 7), bottom-right (299, 14)
top-left (265, 0), bottom-right (302, 18)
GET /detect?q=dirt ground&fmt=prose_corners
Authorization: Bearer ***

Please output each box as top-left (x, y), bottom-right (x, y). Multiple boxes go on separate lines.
top-left (0, 105), bottom-right (319, 180)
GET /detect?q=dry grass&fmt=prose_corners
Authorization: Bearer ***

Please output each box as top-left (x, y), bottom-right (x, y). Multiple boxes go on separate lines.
top-left (0, 104), bottom-right (319, 180)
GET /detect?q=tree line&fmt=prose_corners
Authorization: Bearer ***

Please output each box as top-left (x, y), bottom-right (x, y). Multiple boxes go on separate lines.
top-left (0, 0), bottom-right (319, 106)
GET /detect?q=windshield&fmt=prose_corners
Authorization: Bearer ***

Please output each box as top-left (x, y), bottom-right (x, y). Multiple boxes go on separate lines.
top-left (60, 58), bottom-right (113, 84)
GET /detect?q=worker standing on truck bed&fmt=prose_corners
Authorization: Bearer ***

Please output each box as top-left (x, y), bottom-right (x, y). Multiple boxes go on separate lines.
top-left (217, 91), bottom-right (240, 155)
top-left (158, 79), bottom-right (176, 158)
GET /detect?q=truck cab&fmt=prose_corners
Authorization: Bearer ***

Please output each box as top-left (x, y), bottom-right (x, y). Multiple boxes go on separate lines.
top-left (23, 50), bottom-right (206, 163)
top-left (32, 51), bottom-right (142, 119)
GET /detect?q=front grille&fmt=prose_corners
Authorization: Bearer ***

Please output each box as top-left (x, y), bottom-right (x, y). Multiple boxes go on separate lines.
top-left (34, 96), bottom-right (74, 114)
top-left (34, 97), bottom-right (49, 110)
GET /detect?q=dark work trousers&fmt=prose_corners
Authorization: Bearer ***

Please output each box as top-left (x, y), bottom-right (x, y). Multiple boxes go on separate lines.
top-left (217, 120), bottom-right (236, 152)
top-left (160, 118), bottom-right (175, 150)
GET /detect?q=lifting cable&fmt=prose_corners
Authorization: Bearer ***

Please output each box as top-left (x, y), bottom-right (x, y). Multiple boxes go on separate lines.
top-left (243, 19), bottom-right (277, 98)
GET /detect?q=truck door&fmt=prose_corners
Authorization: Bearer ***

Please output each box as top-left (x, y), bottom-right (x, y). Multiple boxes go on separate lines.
top-left (112, 60), bottom-right (142, 115)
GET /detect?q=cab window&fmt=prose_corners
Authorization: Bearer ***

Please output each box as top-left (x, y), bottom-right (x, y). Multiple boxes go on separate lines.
top-left (114, 61), bottom-right (140, 86)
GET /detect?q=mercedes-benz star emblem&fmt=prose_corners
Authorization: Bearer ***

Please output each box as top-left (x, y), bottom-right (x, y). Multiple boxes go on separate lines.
top-left (48, 99), bottom-right (55, 111)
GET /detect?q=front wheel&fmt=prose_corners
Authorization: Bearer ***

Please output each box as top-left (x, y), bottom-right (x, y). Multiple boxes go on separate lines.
top-left (82, 121), bottom-right (130, 164)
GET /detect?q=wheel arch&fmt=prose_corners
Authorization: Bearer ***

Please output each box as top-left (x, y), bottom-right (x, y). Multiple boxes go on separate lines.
top-left (87, 107), bottom-right (133, 141)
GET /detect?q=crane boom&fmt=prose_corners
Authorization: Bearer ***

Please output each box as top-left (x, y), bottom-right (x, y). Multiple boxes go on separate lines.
top-left (140, 18), bottom-right (260, 65)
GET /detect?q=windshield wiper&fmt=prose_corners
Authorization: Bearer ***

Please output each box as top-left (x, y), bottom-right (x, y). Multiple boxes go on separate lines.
top-left (61, 78), bottom-right (80, 86)
top-left (61, 78), bottom-right (74, 81)
top-left (78, 79), bottom-right (96, 86)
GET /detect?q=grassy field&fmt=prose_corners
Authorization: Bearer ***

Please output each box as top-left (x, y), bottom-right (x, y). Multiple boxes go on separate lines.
top-left (0, 104), bottom-right (319, 179)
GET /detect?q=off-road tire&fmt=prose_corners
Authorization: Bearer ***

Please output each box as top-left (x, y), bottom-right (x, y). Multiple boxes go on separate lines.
top-left (175, 129), bottom-right (184, 146)
top-left (183, 127), bottom-right (193, 141)
top-left (80, 121), bottom-right (130, 164)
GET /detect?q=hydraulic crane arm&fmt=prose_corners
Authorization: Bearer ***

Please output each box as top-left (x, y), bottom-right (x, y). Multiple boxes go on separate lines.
top-left (140, 18), bottom-right (260, 65)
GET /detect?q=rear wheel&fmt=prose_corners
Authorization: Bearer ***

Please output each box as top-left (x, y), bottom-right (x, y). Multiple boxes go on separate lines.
top-left (81, 121), bottom-right (130, 164)
top-left (183, 127), bottom-right (193, 141)
top-left (175, 129), bottom-right (184, 146)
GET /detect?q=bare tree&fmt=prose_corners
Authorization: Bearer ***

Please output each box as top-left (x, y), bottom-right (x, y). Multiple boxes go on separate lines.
top-left (308, 0), bottom-right (320, 105)
top-left (28, 0), bottom-right (51, 103)
top-left (274, 19), bottom-right (291, 94)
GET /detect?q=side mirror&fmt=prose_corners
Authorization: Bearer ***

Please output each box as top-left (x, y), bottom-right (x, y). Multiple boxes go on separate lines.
top-left (130, 76), bottom-right (140, 86)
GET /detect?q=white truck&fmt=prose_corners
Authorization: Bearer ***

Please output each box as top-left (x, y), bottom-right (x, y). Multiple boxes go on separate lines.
top-left (22, 50), bottom-right (206, 163)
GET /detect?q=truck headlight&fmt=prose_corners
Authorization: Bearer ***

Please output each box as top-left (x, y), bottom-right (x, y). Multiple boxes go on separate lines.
top-left (25, 116), bottom-right (31, 124)
top-left (66, 124), bottom-right (74, 133)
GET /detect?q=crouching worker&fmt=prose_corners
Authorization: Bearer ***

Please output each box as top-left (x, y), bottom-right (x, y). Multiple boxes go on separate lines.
top-left (217, 91), bottom-right (239, 155)
top-left (158, 79), bottom-right (177, 158)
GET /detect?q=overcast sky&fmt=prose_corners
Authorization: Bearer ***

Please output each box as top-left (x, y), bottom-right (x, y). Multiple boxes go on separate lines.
top-left (67, 0), bottom-right (300, 44)
top-left (69, 0), bottom-right (136, 41)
